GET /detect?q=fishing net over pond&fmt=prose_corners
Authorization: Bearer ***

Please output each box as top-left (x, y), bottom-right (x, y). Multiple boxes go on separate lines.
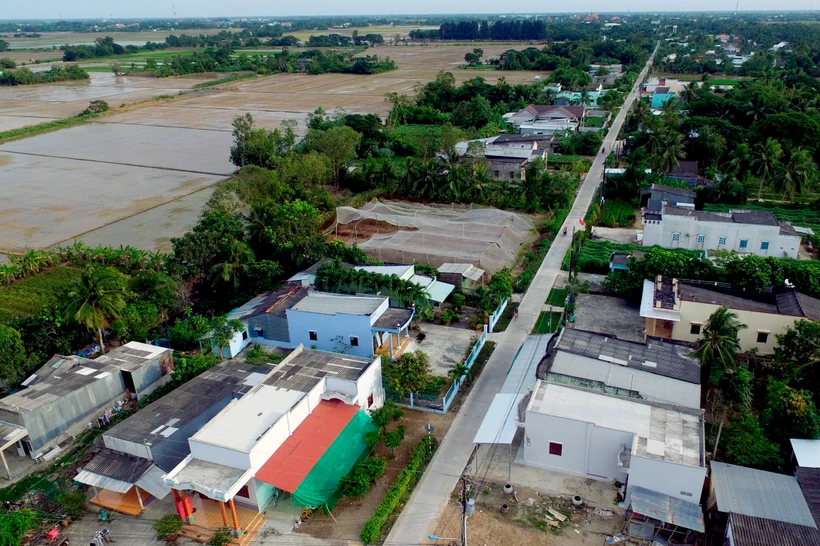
top-left (333, 200), bottom-right (535, 274)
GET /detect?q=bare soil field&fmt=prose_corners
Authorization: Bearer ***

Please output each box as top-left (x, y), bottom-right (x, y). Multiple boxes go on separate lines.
top-left (0, 44), bottom-right (547, 254)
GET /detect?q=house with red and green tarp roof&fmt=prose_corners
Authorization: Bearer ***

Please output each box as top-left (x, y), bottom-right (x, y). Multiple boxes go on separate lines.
top-left (162, 346), bottom-right (383, 536)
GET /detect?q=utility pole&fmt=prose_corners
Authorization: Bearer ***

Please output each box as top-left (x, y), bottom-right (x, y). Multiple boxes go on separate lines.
top-left (460, 475), bottom-right (468, 546)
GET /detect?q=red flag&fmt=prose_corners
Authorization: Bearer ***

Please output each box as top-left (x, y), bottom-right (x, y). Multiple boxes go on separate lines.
top-left (579, 219), bottom-right (585, 226)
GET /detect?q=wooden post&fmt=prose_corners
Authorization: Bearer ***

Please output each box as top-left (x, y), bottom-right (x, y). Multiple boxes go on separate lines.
top-left (220, 501), bottom-right (229, 527)
top-left (229, 498), bottom-right (241, 531)
top-left (135, 487), bottom-right (144, 510)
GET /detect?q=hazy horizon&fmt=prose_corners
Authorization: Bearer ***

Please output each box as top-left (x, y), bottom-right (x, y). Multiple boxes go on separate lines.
top-left (2, 1), bottom-right (816, 21)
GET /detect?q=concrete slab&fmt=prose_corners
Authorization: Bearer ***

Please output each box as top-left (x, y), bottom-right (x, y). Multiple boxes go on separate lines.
top-left (407, 323), bottom-right (477, 377)
top-left (571, 293), bottom-right (645, 343)
top-left (590, 226), bottom-right (640, 244)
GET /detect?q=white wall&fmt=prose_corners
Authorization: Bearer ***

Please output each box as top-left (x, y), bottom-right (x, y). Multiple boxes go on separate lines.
top-left (189, 437), bottom-right (252, 470)
top-left (287, 310), bottom-right (375, 357)
top-left (523, 412), bottom-right (631, 483)
top-left (213, 327), bottom-right (251, 359)
top-left (353, 357), bottom-right (385, 411)
top-left (627, 456), bottom-right (706, 506)
top-left (102, 435), bottom-right (152, 460)
top-left (642, 215), bottom-right (799, 259)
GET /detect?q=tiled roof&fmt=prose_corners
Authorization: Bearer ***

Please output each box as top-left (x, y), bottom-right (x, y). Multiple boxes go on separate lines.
top-left (555, 329), bottom-right (700, 384)
top-left (667, 160), bottom-right (699, 178)
top-left (228, 283), bottom-right (308, 320)
top-left (254, 400), bottom-right (359, 493)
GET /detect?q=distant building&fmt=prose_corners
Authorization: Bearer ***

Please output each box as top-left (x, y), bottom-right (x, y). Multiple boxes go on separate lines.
top-left (506, 104), bottom-right (585, 130)
top-left (554, 91), bottom-right (602, 107)
top-left (437, 263), bottom-right (485, 289)
top-left (640, 277), bottom-right (820, 354)
top-left (665, 160), bottom-right (700, 187)
top-left (639, 183), bottom-right (696, 212)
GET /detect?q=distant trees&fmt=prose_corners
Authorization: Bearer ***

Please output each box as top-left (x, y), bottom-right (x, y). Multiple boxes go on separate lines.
top-left (0, 64), bottom-right (88, 86)
top-left (464, 48), bottom-right (483, 66)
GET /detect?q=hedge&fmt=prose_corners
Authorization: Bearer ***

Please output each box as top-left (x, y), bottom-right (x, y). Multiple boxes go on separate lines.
top-left (359, 435), bottom-right (438, 544)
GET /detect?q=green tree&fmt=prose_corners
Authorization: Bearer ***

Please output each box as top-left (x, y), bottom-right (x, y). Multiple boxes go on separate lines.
top-left (0, 509), bottom-right (37, 546)
top-left (722, 415), bottom-right (783, 472)
top-left (691, 307), bottom-right (746, 386)
top-left (64, 266), bottom-right (128, 354)
top-left (210, 240), bottom-right (255, 291)
top-left (650, 131), bottom-right (687, 174)
top-left (229, 114), bottom-right (296, 170)
top-left (761, 379), bottom-right (820, 446)
top-left (384, 424), bottom-right (407, 457)
top-left (448, 363), bottom-right (470, 382)
top-left (305, 126), bottom-right (362, 187)
top-left (773, 148), bottom-right (816, 199)
top-left (383, 351), bottom-right (432, 395)
top-left (0, 325), bottom-right (29, 391)
top-left (111, 301), bottom-right (162, 342)
top-left (208, 315), bottom-right (245, 358)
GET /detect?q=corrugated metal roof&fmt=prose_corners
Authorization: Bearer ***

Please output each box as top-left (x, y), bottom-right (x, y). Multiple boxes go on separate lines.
top-left (630, 486), bottom-right (704, 533)
top-left (192, 386), bottom-right (306, 452)
top-left (291, 291), bottom-right (386, 316)
top-left (424, 279), bottom-right (455, 303)
top-left (263, 348), bottom-right (372, 392)
top-left (473, 394), bottom-right (525, 445)
top-left (796, 467), bottom-right (820, 528)
top-left (255, 400), bottom-right (359, 493)
top-left (792, 439), bottom-right (820, 468)
top-left (135, 464), bottom-right (171, 500)
top-left (500, 335), bottom-right (549, 395)
top-left (438, 263), bottom-right (485, 281)
top-left (730, 513), bottom-right (820, 546)
top-left (75, 470), bottom-right (133, 494)
top-left (711, 461), bottom-right (817, 527)
top-left (83, 449), bottom-right (153, 483)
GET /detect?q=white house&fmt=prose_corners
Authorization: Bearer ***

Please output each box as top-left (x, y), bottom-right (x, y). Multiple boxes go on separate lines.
top-left (641, 205), bottom-right (802, 259)
top-left (163, 347), bottom-right (383, 522)
top-left (218, 287), bottom-right (414, 359)
top-left (545, 329), bottom-right (701, 409)
top-left (523, 381), bottom-right (705, 506)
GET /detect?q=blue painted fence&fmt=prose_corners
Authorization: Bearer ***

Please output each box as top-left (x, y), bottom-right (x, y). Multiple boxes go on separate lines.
top-left (488, 298), bottom-right (509, 333)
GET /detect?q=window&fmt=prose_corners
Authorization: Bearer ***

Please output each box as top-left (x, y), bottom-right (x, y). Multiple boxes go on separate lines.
top-left (757, 331), bottom-right (769, 344)
top-left (367, 393), bottom-right (374, 408)
top-left (309, 330), bottom-right (318, 341)
top-left (548, 442), bottom-right (563, 456)
top-left (696, 234), bottom-right (706, 244)
top-left (739, 239), bottom-right (748, 249)
top-left (718, 236), bottom-right (727, 246)
top-left (350, 336), bottom-right (359, 347)
top-left (690, 323), bottom-right (701, 335)
top-left (236, 485), bottom-right (250, 498)
top-left (761, 241), bottom-right (769, 250)
top-left (242, 330), bottom-right (248, 340)
top-left (509, 171), bottom-right (515, 180)
top-left (672, 232), bottom-right (681, 242)
top-left (493, 170), bottom-right (500, 179)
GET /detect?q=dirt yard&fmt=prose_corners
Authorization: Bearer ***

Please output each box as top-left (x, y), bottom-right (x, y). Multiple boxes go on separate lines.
top-left (293, 407), bottom-right (455, 542)
top-left (433, 481), bottom-right (623, 546)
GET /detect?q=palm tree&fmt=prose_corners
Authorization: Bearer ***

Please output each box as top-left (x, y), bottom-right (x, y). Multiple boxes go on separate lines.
top-left (751, 137), bottom-right (783, 200)
top-left (773, 148), bottom-right (816, 199)
top-left (691, 307), bottom-right (747, 387)
top-left (210, 240), bottom-right (255, 291)
top-left (679, 83), bottom-right (696, 105)
top-left (650, 131), bottom-right (687, 174)
top-left (579, 89), bottom-right (591, 107)
top-left (543, 89), bottom-right (556, 105)
top-left (723, 143), bottom-right (752, 180)
top-left (633, 99), bottom-right (651, 131)
top-left (64, 265), bottom-right (127, 354)
top-left (448, 363), bottom-right (470, 383)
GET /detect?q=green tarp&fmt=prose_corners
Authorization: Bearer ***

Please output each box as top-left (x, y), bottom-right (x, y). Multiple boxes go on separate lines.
top-left (291, 410), bottom-right (375, 508)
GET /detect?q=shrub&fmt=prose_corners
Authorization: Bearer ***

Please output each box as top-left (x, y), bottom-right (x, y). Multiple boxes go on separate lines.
top-left (245, 343), bottom-right (268, 365)
top-left (0, 509), bottom-right (37, 546)
top-left (153, 514), bottom-right (183, 540)
top-left (360, 436), bottom-right (438, 544)
top-left (209, 528), bottom-right (233, 546)
top-left (339, 456), bottom-right (387, 498)
top-left (57, 488), bottom-right (87, 518)
top-left (440, 309), bottom-right (460, 325)
top-left (452, 293), bottom-right (465, 311)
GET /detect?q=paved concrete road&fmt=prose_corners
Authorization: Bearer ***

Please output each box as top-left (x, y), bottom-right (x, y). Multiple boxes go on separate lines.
top-left (385, 43), bottom-right (658, 546)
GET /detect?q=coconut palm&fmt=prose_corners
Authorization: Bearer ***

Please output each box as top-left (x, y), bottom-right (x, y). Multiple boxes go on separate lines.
top-left (580, 89), bottom-right (591, 107)
top-left (772, 148), bottom-right (816, 199)
top-left (210, 240), bottom-right (255, 291)
top-left (633, 99), bottom-right (651, 131)
top-left (691, 307), bottom-right (746, 387)
top-left (679, 83), bottom-right (696, 105)
top-left (64, 265), bottom-right (128, 354)
top-left (448, 363), bottom-right (470, 383)
top-left (723, 143), bottom-right (752, 180)
top-left (650, 131), bottom-right (687, 174)
top-left (751, 137), bottom-right (783, 200)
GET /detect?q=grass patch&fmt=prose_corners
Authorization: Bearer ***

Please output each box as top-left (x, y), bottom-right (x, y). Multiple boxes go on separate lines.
top-left (598, 199), bottom-right (637, 227)
top-left (532, 311), bottom-right (562, 334)
top-left (583, 116), bottom-right (606, 128)
top-left (709, 79), bottom-right (740, 86)
top-left (0, 266), bottom-right (82, 320)
top-left (192, 72), bottom-right (257, 89)
top-left (491, 302), bottom-right (517, 332)
top-left (546, 287), bottom-right (568, 307)
top-left (0, 112), bottom-right (103, 143)
top-left (462, 64), bottom-right (499, 70)
top-left (561, 240), bottom-right (702, 274)
top-left (548, 153), bottom-right (586, 164)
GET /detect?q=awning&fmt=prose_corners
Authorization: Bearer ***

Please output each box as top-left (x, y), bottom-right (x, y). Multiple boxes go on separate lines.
top-left (425, 280), bottom-right (455, 303)
top-left (75, 449), bottom-right (171, 499)
top-left (630, 486), bottom-right (705, 533)
top-left (473, 394), bottom-right (526, 445)
top-left (164, 455), bottom-right (253, 502)
top-left (255, 400), bottom-right (359, 493)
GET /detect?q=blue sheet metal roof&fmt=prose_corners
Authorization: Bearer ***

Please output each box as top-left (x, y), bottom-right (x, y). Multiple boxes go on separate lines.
top-left (630, 486), bottom-right (705, 533)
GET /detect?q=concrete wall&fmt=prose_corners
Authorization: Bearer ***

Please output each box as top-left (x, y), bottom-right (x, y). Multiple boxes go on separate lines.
top-left (642, 215), bottom-right (800, 259)
top-left (627, 456), bottom-right (706, 506)
top-left (671, 300), bottom-right (802, 354)
top-left (254, 479), bottom-right (278, 511)
top-left (488, 160), bottom-right (525, 181)
top-left (217, 328), bottom-right (252, 359)
top-left (129, 352), bottom-right (173, 398)
top-left (522, 412), bottom-right (631, 483)
top-left (287, 310), bottom-right (376, 358)
top-left (25, 372), bottom-right (126, 453)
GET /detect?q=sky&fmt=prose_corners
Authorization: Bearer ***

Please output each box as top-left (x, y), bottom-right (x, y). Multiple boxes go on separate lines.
top-left (2, 0), bottom-right (812, 20)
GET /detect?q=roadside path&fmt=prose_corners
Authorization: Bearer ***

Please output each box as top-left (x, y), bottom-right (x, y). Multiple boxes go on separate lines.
top-left (385, 43), bottom-right (658, 546)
